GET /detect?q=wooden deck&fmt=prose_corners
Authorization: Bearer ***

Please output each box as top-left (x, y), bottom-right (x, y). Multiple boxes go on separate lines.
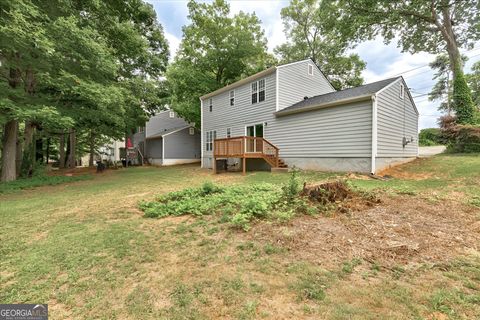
top-left (213, 136), bottom-right (280, 174)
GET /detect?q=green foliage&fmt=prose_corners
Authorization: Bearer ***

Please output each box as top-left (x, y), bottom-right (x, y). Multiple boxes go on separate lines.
top-left (0, 173), bottom-right (91, 194)
top-left (419, 128), bottom-right (442, 146)
top-left (445, 125), bottom-right (480, 153)
top-left (281, 168), bottom-right (302, 201)
top-left (275, 0), bottom-right (365, 90)
top-left (140, 178), bottom-right (312, 231)
top-left (166, 0), bottom-right (274, 125)
top-left (452, 66), bottom-right (478, 125)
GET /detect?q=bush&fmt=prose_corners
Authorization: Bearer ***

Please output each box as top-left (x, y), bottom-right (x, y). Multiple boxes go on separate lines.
top-left (419, 128), bottom-right (442, 146)
top-left (446, 125), bottom-right (480, 153)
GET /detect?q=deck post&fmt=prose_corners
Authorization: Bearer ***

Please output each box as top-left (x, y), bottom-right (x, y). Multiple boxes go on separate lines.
top-left (242, 156), bottom-right (246, 175)
top-left (213, 156), bottom-right (216, 174)
top-left (275, 149), bottom-right (279, 168)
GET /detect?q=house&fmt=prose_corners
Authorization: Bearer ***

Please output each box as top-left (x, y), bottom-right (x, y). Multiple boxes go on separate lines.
top-left (99, 139), bottom-right (124, 163)
top-left (200, 59), bottom-right (418, 174)
top-left (129, 110), bottom-right (201, 166)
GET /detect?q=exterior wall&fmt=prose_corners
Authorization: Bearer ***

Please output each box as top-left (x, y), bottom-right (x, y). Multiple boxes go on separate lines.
top-left (376, 80), bottom-right (419, 158)
top-left (164, 128), bottom-right (201, 161)
top-left (146, 137), bottom-right (163, 160)
top-left (269, 100), bottom-right (373, 159)
top-left (201, 71), bottom-right (277, 168)
top-left (146, 110), bottom-right (191, 138)
top-left (277, 60), bottom-right (335, 111)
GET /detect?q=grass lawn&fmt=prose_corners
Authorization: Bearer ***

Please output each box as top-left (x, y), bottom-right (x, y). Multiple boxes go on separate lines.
top-left (1, 154), bottom-right (479, 319)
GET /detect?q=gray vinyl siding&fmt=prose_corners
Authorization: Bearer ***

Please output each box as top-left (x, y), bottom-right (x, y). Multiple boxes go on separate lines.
top-left (146, 137), bottom-right (162, 159)
top-left (146, 110), bottom-right (190, 138)
top-left (164, 128), bottom-right (201, 159)
top-left (202, 72), bottom-right (277, 156)
top-left (376, 80), bottom-right (418, 157)
top-left (277, 61), bottom-right (335, 111)
top-left (270, 100), bottom-right (372, 157)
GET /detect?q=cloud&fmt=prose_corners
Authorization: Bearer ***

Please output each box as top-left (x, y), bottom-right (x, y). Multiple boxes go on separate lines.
top-left (165, 31), bottom-right (181, 61)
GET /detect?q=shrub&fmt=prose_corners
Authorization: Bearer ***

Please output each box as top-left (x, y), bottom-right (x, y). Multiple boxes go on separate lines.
top-left (452, 67), bottom-right (478, 125)
top-left (281, 168), bottom-right (301, 202)
top-left (419, 128), bottom-right (442, 146)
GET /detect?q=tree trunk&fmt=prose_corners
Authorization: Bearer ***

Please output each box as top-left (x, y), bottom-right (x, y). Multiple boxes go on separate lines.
top-left (15, 133), bottom-right (22, 178)
top-left (46, 137), bottom-right (50, 164)
top-left (59, 132), bottom-right (66, 169)
top-left (21, 121), bottom-right (35, 175)
top-left (67, 129), bottom-right (76, 168)
top-left (89, 130), bottom-right (95, 167)
top-left (1, 120), bottom-right (18, 182)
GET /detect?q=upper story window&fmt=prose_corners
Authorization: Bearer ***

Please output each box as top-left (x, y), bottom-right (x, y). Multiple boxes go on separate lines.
top-left (137, 127), bottom-right (144, 133)
top-left (209, 98), bottom-right (213, 112)
top-left (400, 83), bottom-right (405, 99)
top-left (251, 79), bottom-right (266, 104)
top-left (308, 64), bottom-right (314, 76)
top-left (169, 111), bottom-right (175, 118)
top-left (189, 127), bottom-right (195, 135)
top-left (229, 90), bottom-right (235, 106)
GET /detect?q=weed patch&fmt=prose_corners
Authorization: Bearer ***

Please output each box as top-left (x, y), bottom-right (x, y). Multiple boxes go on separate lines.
top-left (0, 174), bottom-right (91, 194)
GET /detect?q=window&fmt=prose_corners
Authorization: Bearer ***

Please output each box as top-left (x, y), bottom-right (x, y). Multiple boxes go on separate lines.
top-left (226, 128), bottom-right (231, 138)
top-left (308, 64), bottom-right (314, 76)
top-left (189, 127), bottom-right (195, 135)
top-left (169, 111), bottom-right (175, 118)
top-left (229, 90), bottom-right (235, 106)
top-left (251, 79), bottom-right (266, 104)
top-left (205, 130), bottom-right (216, 151)
top-left (137, 127), bottom-right (144, 133)
top-left (209, 98), bottom-right (213, 112)
top-left (400, 83), bottom-right (405, 99)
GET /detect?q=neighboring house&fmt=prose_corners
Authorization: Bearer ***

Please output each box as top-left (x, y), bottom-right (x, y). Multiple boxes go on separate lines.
top-left (200, 59), bottom-right (418, 174)
top-left (130, 110), bottom-right (201, 166)
top-left (99, 139), bottom-right (125, 163)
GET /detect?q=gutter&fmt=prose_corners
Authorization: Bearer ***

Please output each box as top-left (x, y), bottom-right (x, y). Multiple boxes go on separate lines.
top-left (275, 94), bottom-right (372, 117)
top-left (200, 98), bottom-right (204, 168)
top-left (371, 94), bottom-right (378, 174)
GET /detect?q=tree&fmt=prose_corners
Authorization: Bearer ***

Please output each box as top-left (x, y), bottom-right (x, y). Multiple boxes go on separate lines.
top-left (326, 0), bottom-right (479, 124)
top-left (275, 0), bottom-right (365, 90)
top-left (466, 61), bottom-right (480, 109)
top-left (167, 0), bottom-right (274, 125)
top-left (428, 54), bottom-right (468, 114)
top-left (0, 0), bottom-right (169, 180)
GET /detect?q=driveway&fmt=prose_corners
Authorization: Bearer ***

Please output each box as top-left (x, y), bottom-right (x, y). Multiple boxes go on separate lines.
top-left (419, 145), bottom-right (446, 157)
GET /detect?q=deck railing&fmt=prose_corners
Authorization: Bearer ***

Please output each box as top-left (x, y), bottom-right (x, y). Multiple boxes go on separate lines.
top-left (214, 136), bottom-right (279, 168)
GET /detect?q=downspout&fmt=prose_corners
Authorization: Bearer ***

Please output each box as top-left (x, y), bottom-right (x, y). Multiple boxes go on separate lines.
top-left (200, 98), bottom-right (204, 168)
top-left (161, 135), bottom-right (165, 166)
top-left (371, 94), bottom-right (378, 174)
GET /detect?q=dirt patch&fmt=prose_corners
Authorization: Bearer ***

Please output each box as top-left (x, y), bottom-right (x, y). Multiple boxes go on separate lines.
top-left (377, 158), bottom-right (433, 180)
top-left (247, 195), bottom-right (480, 268)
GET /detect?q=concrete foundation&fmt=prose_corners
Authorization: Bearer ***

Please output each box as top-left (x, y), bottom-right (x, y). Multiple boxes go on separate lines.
top-left (283, 157), bottom-right (372, 173)
top-left (163, 159), bottom-right (201, 166)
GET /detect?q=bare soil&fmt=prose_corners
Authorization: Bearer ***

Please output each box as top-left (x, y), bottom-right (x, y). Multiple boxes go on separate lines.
top-left (248, 195), bottom-right (480, 268)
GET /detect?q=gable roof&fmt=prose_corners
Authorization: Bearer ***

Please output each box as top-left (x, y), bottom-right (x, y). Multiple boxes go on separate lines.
top-left (146, 125), bottom-right (192, 140)
top-left (276, 77), bottom-right (401, 116)
top-left (199, 58), bottom-right (336, 100)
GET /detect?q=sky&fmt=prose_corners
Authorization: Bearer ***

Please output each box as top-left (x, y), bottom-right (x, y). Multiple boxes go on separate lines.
top-left (146, 0), bottom-right (480, 130)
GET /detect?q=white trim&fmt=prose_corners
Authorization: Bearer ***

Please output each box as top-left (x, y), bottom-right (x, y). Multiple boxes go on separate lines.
top-left (169, 111), bottom-right (175, 118)
top-left (275, 69), bottom-right (279, 111)
top-left (162, 132), bottom-right (165, 164)
top-left (400, 83), bottom-right (405, 99)
top-left (376, 77), bottom-right (401, 95)
top-left (250, 78), bottom-right (266, 105)
top-left (308, 64), bottom-right (314, 76)
top-left (162, 159), bottom-right (201, 166)
top-left (200, 99), bottom-right (204, 168)
top-left (189, 127), bottom-right (195, 135)
top-left (275, 58), bottom-right (312, 69)
top-left (371, 94), bottom-right (378, 174)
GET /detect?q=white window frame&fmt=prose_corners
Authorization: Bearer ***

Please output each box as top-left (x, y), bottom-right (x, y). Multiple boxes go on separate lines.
top-left (226, 127), bottom-right (231, 138)
top-left (205, 130), bottom-right (216, 152)
top-left (251, 78), bottom-right (266, 105)
top-left (209, 98), bottom-right (213, 112)
top-left (169, 111), bottom-right (175, 118)
top-left (189, 127), bottom-right (195, 135)
top-left (400, 83), bottom-right (405, 99)
top-left (229, 90), bottom-right (235, 106)
top-left (308, 64), bottom-right (314, 76)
